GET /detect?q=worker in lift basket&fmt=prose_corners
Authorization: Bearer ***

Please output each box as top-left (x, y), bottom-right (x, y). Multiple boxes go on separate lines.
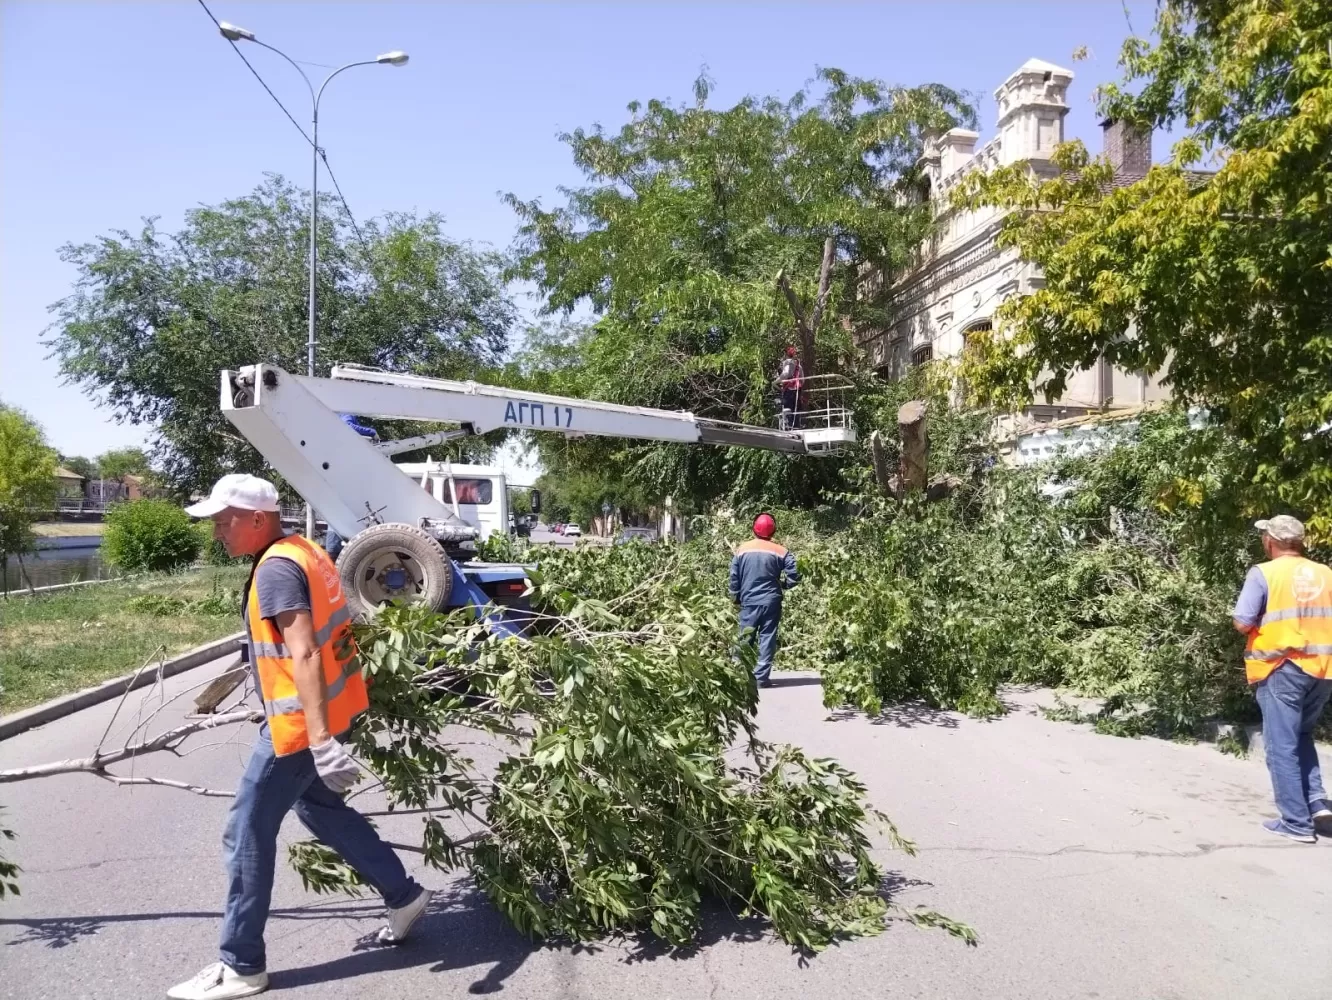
top-left (775, 346), bottom-right (804, 430)
top-left (729, 513), bottom-right (800, 688)
top-left (171, 473), bottom-right (430, 999)
top-left (1232, 514), bottom-right (1332, 843)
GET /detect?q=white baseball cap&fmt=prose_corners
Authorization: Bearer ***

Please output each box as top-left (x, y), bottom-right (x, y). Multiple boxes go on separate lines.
top-left (185, 473), bottom-right (281, 518)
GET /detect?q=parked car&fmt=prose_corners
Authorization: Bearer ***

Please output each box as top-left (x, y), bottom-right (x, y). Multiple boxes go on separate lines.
top-left (615, 526), bottom-right (658, 545)
top-left (563, 524), bottom-right (582, 537)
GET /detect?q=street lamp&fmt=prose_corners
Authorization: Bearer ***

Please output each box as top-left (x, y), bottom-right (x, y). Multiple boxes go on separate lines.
top-left (218, 23), bottom-right (408, 540)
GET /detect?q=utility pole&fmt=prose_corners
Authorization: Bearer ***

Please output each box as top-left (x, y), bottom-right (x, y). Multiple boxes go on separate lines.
top-left (217, 21), bottom-right (408, 539)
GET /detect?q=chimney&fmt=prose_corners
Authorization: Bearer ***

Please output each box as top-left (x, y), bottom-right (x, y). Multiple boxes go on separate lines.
top-left (1101, 118), bottom-right (1151, 176)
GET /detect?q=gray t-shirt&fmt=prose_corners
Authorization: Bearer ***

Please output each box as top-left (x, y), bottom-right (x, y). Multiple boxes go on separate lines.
top-left (242, 556), bottom-right (312, 692)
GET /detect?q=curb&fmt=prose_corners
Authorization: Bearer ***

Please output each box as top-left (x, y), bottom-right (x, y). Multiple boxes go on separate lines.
top-left (0, 632), bottom-right (245, 741)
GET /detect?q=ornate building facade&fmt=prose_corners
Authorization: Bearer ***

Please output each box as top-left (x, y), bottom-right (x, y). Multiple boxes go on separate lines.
top-left (858, 58), bottom-right (1169, 429)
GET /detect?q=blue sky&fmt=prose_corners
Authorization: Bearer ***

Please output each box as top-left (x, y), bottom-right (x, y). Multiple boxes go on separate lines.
top-left (0, 1), bottom-right (1161, 460)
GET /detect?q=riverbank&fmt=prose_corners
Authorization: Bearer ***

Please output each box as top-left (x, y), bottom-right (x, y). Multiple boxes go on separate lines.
top-left (32, 522), bottom-right (105, 538)
top-left (0, 565), bottom-right (249, 713)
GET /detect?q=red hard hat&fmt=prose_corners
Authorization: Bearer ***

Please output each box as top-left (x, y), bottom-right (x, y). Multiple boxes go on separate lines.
top-left (786, 346), bottom-right (797, 357)
top-left (753, 513), bottom-right (776, 539)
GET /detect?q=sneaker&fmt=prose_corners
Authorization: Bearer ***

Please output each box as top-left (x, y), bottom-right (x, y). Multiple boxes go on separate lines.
top-left (377, 887), bottom-right (432, 945)
top-left (1262, 818), bottom-right (1316, 844)
top-left (1312, 805), bottom-right (1332, 833)
top-left (167, 962), bottom-right (268, 999)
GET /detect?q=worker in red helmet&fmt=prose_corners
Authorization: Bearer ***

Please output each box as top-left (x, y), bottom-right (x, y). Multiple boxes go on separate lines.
top-left (775, 347), bottom-right (804, 431)
top-left (728, 512), bottom-right (800, 688)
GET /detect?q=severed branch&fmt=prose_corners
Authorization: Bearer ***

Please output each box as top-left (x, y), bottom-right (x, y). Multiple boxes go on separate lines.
top-left (93, 772), bottom-right (237, 797)
top-left (809, 236), bottom-right (836, 333)
top-left (0, 709), bottom-right (261, 785)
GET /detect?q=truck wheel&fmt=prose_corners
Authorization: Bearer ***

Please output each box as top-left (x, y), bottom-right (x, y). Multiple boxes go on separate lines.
top-left (337, 522), bottom-right (454, 619)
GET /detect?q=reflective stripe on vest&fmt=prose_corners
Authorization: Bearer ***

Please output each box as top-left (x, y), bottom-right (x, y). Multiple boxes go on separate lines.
top-left (247, 534), bottom-right (368, 755)
top-left (1244, 556), bottom-right (1332, 684)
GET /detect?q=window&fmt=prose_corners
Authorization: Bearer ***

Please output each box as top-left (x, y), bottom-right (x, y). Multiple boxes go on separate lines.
top-left (911, 344), bottom-right (934, 366)
top-left (448, 478), bottom-right (493, 505)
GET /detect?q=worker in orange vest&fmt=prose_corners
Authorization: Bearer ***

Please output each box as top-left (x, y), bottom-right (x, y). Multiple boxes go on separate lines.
top-left (1232, 515), bottom-right (1332, 843)
top-left (729, 513), bottom-right (800, 688)
top-left (173, 474), bottom-right (429, 1000)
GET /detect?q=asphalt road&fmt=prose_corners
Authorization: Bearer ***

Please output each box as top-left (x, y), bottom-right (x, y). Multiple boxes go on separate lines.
top-left (2, 658), bottom-right (1330, 1000)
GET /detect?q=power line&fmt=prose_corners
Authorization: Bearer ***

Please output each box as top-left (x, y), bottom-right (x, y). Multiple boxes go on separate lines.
top-left (192, 0), bottom-right (374, 262)
top-left (193, 0), bottom-right (312, 146)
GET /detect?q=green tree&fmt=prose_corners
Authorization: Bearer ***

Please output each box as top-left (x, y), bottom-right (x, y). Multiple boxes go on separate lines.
top-left (47, 175), bottom-right (515, 495)
top-left (508, 70), bottom-right (973, 510)
top-left (955, 0), bottom-right (1332, 536)
top-left (0, 403), bottom-right (58, 592)
top-left (57, 454), bottom-right (96, 481)
top-left (95, 447), bottom-right (151, 482)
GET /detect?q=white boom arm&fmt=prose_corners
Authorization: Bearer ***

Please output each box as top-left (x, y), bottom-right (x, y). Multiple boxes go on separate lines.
top-left (220, 363), bottom-right (853, 540)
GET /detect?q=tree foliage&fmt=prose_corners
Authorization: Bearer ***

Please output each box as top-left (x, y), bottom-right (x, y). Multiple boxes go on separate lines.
top-left (46, 176), bottom-right (515, 495)
top-left (103, 498), bottom-right (203, 573)
top-left (509, 70), bottom-right (974, 511)
top-left (0, 403), bottom-right (58, 576)
top-left (954, 0), bottom-right (1332, 536)
top-left (287, 544), bottom-right (974, 952)
top-left (95, 447), bottom-right (152, 482)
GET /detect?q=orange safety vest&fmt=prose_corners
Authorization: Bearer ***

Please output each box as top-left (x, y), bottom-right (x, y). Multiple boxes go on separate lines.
top-left (1244, 555), bottom-right (1332, 684)
top-left (247, 534), bottom-right (368, 756)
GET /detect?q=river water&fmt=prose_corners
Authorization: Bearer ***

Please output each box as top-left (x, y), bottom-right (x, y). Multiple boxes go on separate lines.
top-left (3, 541), bottom-right (121, 592)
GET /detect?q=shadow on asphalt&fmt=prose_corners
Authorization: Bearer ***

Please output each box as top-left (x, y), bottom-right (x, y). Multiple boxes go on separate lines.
top-left (1, 874), bottom-right (930, 989)
top-left (0, 899), bottom-right (387, 950)
top-left (825, 702), bottom-right (961, 729)
top-left (763, 676), bottom-right (823, 689)
top-left (273, 885), bottom-right (542, 994)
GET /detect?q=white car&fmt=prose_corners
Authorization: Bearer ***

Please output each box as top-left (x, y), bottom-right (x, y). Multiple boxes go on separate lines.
top-left (563, 524), bottom-right (582, 537)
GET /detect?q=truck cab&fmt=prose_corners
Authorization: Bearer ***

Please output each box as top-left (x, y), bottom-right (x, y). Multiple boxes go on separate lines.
top-left (395, 461), bottom-right (509, 542)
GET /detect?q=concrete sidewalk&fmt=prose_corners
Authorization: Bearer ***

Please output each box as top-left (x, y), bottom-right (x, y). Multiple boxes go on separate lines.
top-left (1, 664), bottom-right (1329, 1000)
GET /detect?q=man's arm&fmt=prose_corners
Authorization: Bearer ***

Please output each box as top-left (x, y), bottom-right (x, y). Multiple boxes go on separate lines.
top-left (783, 551), bottom-right (800, 590)
top-left (1231, 566), bottom-right (1267, 637)
top-left (729, 554), bottom-right (741, 602)
top-left (275, 609), bottom-right (332, 745)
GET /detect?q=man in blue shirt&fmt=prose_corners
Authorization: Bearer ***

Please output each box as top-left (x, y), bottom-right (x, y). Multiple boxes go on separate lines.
top-left (324, 414), bottom-right (379, 561)
top-left (729, 513), bottom-right (800, 688)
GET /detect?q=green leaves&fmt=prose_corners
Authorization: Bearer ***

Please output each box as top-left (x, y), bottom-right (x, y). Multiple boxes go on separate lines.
top-left (46, 176), bottom-right (515, 495)
top-left (284, 543), bottom-right (944, 953)
top-left (0, 403), bottom-right (58, 574)
top-left (510, 68), bottom-right (974, 512)
top-left (956, 0), bottom-right (1332, 538)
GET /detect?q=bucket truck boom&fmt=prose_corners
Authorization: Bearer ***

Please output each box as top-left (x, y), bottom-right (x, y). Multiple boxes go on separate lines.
top-left (220, 362), bottom-right (854, 623)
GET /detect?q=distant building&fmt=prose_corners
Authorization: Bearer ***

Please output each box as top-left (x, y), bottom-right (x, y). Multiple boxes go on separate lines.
top-left (53, 467), bottom-right (85, 499)
top-left (858, 57), bottom-right (1171, 430)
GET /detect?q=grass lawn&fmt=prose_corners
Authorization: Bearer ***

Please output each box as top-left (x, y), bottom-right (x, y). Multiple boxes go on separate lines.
top-left (0, 564), bottom-right (249, 714)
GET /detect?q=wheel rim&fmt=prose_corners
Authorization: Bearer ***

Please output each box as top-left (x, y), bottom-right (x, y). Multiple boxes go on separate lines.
top-left (354, 548), bottom-right (430, 606)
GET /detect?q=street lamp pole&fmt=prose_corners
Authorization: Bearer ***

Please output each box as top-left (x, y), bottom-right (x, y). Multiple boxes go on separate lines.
top-left (218, 23), bottom-right (408, 539)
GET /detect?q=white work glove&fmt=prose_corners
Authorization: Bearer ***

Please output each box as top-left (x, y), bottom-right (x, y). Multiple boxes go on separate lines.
top-left (310, 738), bottom-right (361, 794)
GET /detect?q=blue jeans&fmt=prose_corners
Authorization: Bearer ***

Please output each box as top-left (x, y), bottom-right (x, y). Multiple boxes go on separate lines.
top-left (1254, 662), bottom-right (1332, 837)
top-left (738, 602), bottom-right (782, 684)
top-left (324, 529), bottom-right (344, 563)
top-left (219, 726), bottom-right (422, 975)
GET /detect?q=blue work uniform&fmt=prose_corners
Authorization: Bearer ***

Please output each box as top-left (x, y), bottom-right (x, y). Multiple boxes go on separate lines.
top-left (729, 538), bottom-right (800, 684)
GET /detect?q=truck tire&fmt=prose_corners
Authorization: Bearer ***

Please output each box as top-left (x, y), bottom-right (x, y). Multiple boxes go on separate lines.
top-left (336, 522), bottom-right (454, 619)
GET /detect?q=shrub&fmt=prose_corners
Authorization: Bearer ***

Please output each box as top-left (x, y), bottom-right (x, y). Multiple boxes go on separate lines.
top-left (103, 499), bottom-right (202, 573)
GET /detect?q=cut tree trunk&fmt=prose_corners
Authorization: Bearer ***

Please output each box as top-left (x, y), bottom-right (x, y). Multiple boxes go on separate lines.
top-left (898, 400), bottom-right (929, 495)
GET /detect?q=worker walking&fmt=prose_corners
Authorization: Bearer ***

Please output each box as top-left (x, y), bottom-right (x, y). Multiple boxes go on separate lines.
top-left (172, 474), bottom-right (429, 999)
top-left (729, 513), bottom-right (800, 688)
top-left (1232, 515), bottom-right (1332, 843)
top-left (775, 347), bottom-right (804, 430)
